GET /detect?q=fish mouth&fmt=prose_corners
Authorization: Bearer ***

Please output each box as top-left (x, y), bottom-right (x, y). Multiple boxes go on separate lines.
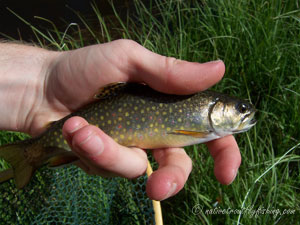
top-left (233, 112), bottom-right (257, 134)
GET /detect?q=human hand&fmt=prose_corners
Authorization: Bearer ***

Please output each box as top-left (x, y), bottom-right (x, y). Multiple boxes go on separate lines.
top-left (0, 40), bottom-right (240, 200)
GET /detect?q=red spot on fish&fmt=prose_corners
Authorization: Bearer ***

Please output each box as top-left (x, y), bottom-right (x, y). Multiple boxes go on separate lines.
top-left (149, 116), bottom-right (153, 120)
top-left (112, 113), bottom-right (116, 117)
top-left (118, 124), bottom-right (122, 129)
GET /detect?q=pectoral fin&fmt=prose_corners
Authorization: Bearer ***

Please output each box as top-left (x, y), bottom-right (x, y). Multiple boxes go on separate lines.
top-left (47, 152), bottom-right (79, 168)
top-left (169, 130), bottom-right (211, 138)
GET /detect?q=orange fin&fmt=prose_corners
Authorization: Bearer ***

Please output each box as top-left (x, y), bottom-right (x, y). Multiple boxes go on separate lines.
top-left (94, 82), bottom-right (127, 99)
top-left (169, 130), bottom-right (211, 138)
top-left (47, 153), bottom-right (79, 168)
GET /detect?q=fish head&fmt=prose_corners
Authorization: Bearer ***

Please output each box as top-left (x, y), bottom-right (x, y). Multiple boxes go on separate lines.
top-left (209, 98), bottom-right (256, 136)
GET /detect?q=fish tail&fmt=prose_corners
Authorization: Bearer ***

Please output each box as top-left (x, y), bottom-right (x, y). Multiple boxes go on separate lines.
top-left (0, 142), bottom-right (35, 189)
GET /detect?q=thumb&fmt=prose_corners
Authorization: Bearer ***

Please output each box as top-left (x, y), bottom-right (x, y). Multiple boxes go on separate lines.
top-left (125, 40), bottom-right (225, 94)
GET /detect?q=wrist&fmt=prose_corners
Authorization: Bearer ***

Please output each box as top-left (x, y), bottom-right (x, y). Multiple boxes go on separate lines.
top-left (0, 43), bottom-right (59, 134)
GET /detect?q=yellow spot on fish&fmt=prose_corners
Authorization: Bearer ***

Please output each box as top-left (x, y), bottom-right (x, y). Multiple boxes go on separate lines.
top-left (141, 117), bottom-right (145, 122)
top-left (64, 140), bottom-right (67, 145)
top-left (140, 109), bottom-right (145, 114)
top-left (123, 103), bottom-right (127, 107)
top-left (125, 112), bottom-right (129, 117)
top-left (137, 124), bottom-right (141, 129)
top-left (108, 120), bottom-right (112, 125)
top-left (159, 103), bottom-right (163, 108)
top-left (180, 126), bottom-right (185, 130)
top-left (100, 116), bottom-right (104, 120)
top-left (146, 107), bottom-right (150, 112)
top-left (179, 109), bottom-right (183, 113)
top-left (54, 131), bottom-right (58, 136)
top-left (134, 106), bottom-right (138, 111)
top-left (155, 111), bottom-right (159, 115)
top-left (178, 118), bottom-right (182, 122)
top-left (161, 124), bottom-right (165, 128)
top-left (154, 128), bottom-right (159, 133)
top-left (120, 134), bottom-right (125, 139)
top-left (169, 108), bottom-right (173, 113)
top-left (128, 136), bottom-right (132, 141)
top-left (118, 117), bottom-right (122, 121)
top-left (152, 106), bottom-right (156, 110)
top-left (118, 108), bottom-right (122, 112)
top-left (110, 131), bottom-right (114, 135)
top-left (162, 111), bottom-right (167, 115)
top-left (126, 121), bottom-right (130, 125)
top-left (140, 99), bottom-right (146, 104)
top-left (167, 127), bottom-right (171, 131)
top-left (183, 103), bottom-right (187, 107)
top-left (150, 124), bottom-right (154, 128)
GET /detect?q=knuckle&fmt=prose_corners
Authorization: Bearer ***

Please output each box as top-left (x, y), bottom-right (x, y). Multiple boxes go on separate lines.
top-left (116, 39), bottom-right (140, 49)
top-left (162, 56), bottom-right (180, 86)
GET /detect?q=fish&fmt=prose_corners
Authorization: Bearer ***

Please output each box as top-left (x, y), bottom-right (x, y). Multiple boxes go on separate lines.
top-left (0, 82), bottom-right (256, 188)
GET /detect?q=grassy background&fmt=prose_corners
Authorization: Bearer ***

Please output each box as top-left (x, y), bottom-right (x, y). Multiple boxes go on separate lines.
top-left (1, 0), bottom-right (300, 224)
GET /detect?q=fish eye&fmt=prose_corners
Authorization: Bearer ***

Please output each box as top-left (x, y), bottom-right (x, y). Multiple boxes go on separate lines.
top-left (236, 103), bottom-right (248, 114)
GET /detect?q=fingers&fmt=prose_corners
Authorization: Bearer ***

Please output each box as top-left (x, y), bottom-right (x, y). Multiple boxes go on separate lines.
top-left (127, 41), bottom-right (225, 94)
top-left (62, 116), bottom-right (148, 178)
top-left (206, 135), bottom-right (241, 185)
top-left (108, 39), bottom-right (225, 94)
top-left (146, 148), bottom-right (192, 201)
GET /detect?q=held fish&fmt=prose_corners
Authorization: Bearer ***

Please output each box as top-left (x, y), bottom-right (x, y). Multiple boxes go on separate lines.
top-left (0, 83), bottom-right (256, 188)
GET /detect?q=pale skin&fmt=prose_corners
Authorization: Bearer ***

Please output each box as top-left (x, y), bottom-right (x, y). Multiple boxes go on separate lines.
top-left (0, 40), bottom-right (241, 200)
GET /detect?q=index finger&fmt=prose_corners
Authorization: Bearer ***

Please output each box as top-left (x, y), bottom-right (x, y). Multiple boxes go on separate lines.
top-left (206, 135), bottom-right (241, 185)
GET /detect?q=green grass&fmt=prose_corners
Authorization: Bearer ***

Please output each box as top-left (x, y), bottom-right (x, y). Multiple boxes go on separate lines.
top-left (1, 0), bottom-right (300, 224)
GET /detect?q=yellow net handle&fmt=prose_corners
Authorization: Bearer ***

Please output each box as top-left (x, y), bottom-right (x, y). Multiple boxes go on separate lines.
top-left (146, 160), bottom-right (163, 225)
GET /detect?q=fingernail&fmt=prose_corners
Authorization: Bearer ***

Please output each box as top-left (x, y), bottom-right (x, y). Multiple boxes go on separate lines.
top-left (76, 134), bottom-right (104, 157)
top-left (162, 182), bottom-right (177, 200)
top-left (69, 121), bottom-right (85, 134)
top-left (205, 59), bottom-right (223, 64)
top-left (229, 168), bottom-right (238, 184)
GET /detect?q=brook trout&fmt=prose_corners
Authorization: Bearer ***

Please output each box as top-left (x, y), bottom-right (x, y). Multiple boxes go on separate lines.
top-left (0, 83), bottom-right (256, 188)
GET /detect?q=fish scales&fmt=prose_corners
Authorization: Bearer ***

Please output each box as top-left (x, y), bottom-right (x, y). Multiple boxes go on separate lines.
top-left (41, 84), bottom-right (218, 149)
top-left (0, 83), bottom-right (256, 188)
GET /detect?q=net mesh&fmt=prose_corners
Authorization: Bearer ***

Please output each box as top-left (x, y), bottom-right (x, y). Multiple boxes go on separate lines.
top-left (0, 164), bottom-right (155, 225)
